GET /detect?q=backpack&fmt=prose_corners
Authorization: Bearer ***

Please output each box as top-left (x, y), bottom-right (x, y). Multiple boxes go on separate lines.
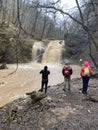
top-left (64, 66), bottom-right (70, 77)
top-left (84, 67), bottom-right (90, 75)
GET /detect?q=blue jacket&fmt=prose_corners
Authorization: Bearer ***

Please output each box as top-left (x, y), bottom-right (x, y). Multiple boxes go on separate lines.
top-left (62, 66), bottom-right (73, 76)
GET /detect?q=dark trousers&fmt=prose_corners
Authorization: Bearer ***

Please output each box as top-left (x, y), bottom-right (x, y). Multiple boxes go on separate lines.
top-left (41, 80), bottom-right (48, 94)
top-left (82, 76), bottom-right (90, 93)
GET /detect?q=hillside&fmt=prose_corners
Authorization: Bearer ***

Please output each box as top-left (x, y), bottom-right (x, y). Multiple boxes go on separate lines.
top-left (0, 24), bottom-right (32, 63)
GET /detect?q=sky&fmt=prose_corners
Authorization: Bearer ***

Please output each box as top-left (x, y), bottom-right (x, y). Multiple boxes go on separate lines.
top-left (60, 0), bottom-right (77, 11)
top-left (55, 0), bottom-right (77, 22)
top-left (61, 0), bottom-right (76, 8)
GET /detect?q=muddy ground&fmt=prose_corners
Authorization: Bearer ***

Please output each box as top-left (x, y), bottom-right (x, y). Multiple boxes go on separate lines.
top-left (0, 76), bottom-right (98, 130)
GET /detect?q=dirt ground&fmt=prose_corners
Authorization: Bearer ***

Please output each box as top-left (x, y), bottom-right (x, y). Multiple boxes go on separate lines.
top-left (0, 76), bottom-right (98, 130)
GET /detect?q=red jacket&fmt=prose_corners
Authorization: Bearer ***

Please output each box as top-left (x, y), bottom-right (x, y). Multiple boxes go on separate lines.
top-left (80, 61), bottom-right (93, 77)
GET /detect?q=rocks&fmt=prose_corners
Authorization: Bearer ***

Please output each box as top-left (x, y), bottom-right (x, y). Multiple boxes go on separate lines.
top-left (0, 63), bottom-right (8, 69)
top-left (0, 78), bottom-right (98, 130)
top-left (26, 91), bottom-right (47, 104)
top-left (91, 72), bottom-right (98, 78)
top-left (85, 94), bottom-right (98, 102)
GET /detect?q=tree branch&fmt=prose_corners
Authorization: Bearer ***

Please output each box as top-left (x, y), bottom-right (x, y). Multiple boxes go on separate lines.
top-left (75, 0), bottom-right (84, 23)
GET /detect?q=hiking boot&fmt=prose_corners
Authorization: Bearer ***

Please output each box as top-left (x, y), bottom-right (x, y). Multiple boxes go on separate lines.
top-left (40, 89), bottom-right (43, 92)
top-left (82, 91), bottom-right (87, 94)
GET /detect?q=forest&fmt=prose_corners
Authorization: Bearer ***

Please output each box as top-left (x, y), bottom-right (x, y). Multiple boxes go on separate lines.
top-left (0, 0), bottom-right (98, 67)
top-left (0, 1), bottom-right (98, 130)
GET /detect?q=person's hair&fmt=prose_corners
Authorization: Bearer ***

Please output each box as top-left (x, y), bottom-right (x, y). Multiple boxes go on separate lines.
top-left (44, 66), bottom-right (48, 70)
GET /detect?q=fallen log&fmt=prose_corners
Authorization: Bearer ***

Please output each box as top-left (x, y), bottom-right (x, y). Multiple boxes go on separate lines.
top-left (26, 91), bottom-right (47, 103)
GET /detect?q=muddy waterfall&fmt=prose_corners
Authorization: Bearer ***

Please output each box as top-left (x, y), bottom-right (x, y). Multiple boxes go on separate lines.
top-left (32, 40), bottom-right (65, 64)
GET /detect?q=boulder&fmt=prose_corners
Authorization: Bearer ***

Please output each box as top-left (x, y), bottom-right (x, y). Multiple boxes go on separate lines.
top-left (0, 63), bottom-right (8, 69)
top-left (26, 91), bottom-right (47, 103)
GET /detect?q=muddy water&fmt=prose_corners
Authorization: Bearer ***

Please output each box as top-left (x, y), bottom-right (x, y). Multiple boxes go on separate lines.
top-left (42, 40), bottom-right (65, 63)
top-left (0, 63), bottom-right (80, 107)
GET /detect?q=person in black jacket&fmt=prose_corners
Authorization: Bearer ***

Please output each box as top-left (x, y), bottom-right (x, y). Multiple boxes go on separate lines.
top-left (40, 66), bottom-right (50, 94)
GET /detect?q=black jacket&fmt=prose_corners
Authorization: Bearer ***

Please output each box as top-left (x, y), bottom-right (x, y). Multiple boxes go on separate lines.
top-left (40, 69), bottom-right (50, 81)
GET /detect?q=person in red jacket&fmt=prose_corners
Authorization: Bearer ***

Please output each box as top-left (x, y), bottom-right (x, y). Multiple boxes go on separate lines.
top-left (80, 61), bottom-right (93, 94)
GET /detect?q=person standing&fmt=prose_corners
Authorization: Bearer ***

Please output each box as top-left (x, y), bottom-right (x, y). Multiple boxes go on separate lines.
top-left (40, 66), bottom-right (50, 94)
top-left (62, 64), bottom-right (73, 91)
top-left (80, 61), bottom-right (93, 94)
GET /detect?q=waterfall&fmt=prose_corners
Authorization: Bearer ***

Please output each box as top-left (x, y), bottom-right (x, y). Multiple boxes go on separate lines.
top-left (42, 40), bottom-right (65, 63)
top-left (32, 41), bottom-right (45, 62)
top-left (32, 40), bottom-right (65, 63)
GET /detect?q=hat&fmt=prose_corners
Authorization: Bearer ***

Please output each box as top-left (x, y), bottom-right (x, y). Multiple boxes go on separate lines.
top-left (84, 61), bottom-right (89, 66)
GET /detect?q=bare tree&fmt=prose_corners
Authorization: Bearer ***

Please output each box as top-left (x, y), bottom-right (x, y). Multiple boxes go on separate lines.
top-left (1, 0), bottom-right (98, 67)
top-left (28, 0), bottom-right (98, 67)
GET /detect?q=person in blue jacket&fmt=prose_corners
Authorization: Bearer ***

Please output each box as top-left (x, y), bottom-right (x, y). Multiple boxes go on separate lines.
top-left (62, 64), bottom-right (73, 91)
